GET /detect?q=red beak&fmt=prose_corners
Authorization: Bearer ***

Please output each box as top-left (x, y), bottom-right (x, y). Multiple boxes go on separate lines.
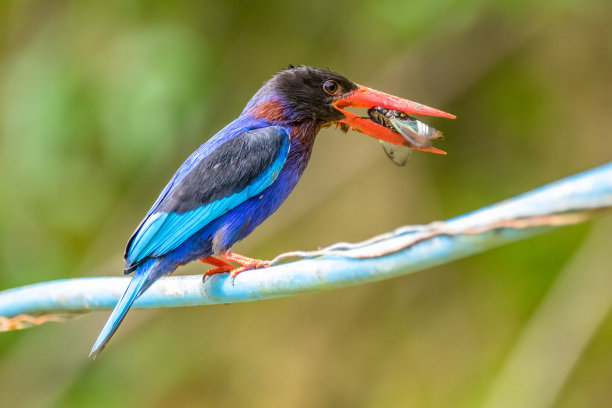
top-left (333, 85), bottom-right (455, 155)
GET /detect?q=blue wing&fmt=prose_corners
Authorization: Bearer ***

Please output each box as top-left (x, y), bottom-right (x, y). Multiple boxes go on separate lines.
top-left (125, 126), bottom-right (290, 267)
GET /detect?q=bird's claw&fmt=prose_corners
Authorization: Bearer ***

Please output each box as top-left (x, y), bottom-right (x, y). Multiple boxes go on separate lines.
top-left (201, 266), bottom-right (233, 282)
top-left (229, 260), bottom-right (270, 285)
top-left (200, 254), bottom-right (270, 285)
top-left (200, 256), bottom-right (234, 282)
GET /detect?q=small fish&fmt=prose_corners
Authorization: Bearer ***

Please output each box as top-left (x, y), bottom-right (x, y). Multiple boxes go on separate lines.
top-left (368, 107), bottom-right (444, 166)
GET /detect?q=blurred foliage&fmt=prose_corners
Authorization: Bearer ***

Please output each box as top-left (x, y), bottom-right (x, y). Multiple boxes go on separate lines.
top-left (0, 1), bottom-right (611, 407)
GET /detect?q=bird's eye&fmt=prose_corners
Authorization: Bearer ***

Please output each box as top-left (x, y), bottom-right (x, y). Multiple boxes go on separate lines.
top-left (322, 80), bottom-right (340, 95)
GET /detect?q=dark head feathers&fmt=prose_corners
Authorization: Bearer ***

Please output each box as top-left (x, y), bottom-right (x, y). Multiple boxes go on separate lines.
top-left (268, 66), bottom-right (358, 123)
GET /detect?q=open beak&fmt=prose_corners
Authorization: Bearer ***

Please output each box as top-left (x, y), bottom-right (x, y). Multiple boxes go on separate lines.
top-left (333, 85), bottom-right (455, 155)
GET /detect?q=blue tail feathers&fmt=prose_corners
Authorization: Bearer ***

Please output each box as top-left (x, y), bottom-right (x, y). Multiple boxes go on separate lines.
top-left (90, 259), bottom-right (157, 358)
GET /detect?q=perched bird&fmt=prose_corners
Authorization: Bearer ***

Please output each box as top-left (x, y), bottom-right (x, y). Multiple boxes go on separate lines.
top-left (90, 65), bottom-right (454, 357)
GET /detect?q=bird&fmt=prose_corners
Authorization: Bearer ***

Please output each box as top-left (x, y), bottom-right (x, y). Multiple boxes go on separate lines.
top-left (90, 65), bottom-right (455, 357)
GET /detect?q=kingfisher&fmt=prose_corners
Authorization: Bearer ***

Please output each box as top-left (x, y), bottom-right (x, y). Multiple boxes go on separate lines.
top-left (90, 65), bottom-right (455, 357)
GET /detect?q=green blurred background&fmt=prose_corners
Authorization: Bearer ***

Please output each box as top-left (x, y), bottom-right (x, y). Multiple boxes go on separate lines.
top-left (0, 1), bottom-right (611, 407)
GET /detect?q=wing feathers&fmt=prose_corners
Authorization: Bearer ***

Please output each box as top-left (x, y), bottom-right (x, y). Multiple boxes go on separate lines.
top-left (125, 126), bottom-right (290, 266)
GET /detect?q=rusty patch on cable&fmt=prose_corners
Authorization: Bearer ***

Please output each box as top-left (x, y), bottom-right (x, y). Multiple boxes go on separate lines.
top-left (348, 211), bottom-right (602, 259)
top-left (269, 210), bottom-right (604, 264)
top-left (0, 314), bottom-right (76, 331)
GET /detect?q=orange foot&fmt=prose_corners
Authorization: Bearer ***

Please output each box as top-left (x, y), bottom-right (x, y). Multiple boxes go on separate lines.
top-left (199, 256), bottom-right (234, 281)
top-left (199, 252), bottom-right (270, 283)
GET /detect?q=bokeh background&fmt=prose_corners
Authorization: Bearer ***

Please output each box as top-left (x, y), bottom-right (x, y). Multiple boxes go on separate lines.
top-left (1, 1), bottom-right (611, 407)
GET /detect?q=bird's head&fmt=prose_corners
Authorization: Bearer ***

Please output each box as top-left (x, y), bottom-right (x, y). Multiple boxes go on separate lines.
top-left (246, 66), bottom-right (455, 154)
